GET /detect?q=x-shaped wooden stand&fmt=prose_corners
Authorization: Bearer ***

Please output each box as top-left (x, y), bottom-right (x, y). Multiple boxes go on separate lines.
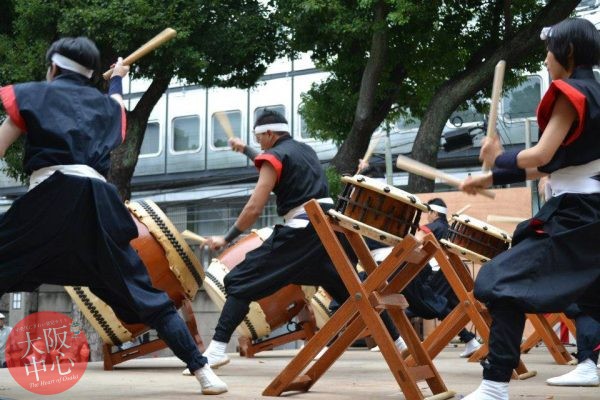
top-left (263, 200), bottom-right (454, 399)
top-left (406, 247), bottom-right (572, 380)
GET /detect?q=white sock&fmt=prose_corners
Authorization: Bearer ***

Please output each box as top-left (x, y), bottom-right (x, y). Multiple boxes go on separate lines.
top-left (546, 358), bottom-right (599, 386)
top-left (462, 379), bottom-right (509, 400)
top-left (204, 340), bottom-right (227, 356)
top-left (394, 336), bottom-right (407, 351)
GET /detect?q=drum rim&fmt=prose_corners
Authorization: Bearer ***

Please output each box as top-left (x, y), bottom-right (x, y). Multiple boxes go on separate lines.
top-left (127, 199), bottom-right (204, 299)
top-left (329, 209), bottom-right (403, 246)
top-left (204, 258), bottom-right (272, 340)
top-left (341, 175), bottom-right (429, 211)
top-left (449, 213), bottom-right (512, 241)
top-left (65, 286), bottom-right (136, 346)
top-left (440, 239), bottom-right (490, 264)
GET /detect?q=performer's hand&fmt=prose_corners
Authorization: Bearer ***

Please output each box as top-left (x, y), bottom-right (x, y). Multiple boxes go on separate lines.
top-left (206, 236), bottom-right (227, 251)
top-left (479, 135), bottom-right (504, 168)
top-left (111, 57), bottom-right (130, 79)
top-left (460, 172), bottom-right (493, 195)
top-left (357, 158), bottom-right (369, 173)
top-left (228, 137), bottom-right (246, 153)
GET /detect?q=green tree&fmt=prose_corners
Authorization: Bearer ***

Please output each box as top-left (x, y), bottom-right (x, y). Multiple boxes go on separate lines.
top-left (275, 0), bottom-right (579, 192)
top-left (0, 0), bottom-right (283, 199)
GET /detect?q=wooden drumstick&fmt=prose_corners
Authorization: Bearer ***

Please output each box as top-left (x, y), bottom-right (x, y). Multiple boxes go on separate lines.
top-left (181, 230), bottom-right (208, 245)
top-left (455, 204), bottom-right (471, 215)
top-left (102, 28), bottom-right (177, 80)
top-left (486, 214), bottom-right (526, 223)
top-left (482, 60), bottom-right (506, 171)
top-left (395, 154), bottom-right (496, 199)
top-left (357, 133), bottom-right (383, 173)
top-left (215, 112), bottom-right (236, 140)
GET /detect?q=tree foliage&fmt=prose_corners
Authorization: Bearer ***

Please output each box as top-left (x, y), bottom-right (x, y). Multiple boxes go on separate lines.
top-left (274, 0), bottom-right (580, 189)
top-left (0, 0), bottom-right (284, 198)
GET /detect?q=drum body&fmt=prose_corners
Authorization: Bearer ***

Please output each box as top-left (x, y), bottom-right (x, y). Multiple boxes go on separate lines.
top-left (66, 199), bottom-right (205, 346)
top-left (441, 214), bottom-right (512, 263)
top-left (331, 175), bottom-right (428, 245)
top-left (204, 227), bottom-right (312, 341)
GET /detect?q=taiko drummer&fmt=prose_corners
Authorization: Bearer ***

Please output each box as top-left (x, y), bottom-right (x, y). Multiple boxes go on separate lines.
top-left (0, 37), bottom-right (227, 395)
top-left (461, 18), bottom-right (600, 399)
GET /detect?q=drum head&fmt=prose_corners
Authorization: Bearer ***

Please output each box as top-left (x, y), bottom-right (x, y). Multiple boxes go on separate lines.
top-left (204, 258), bottom-right (271, 339)
top-left (310, 287), bottom-right (333, 329)
top-left (449, 214), bottom-right (512, 242)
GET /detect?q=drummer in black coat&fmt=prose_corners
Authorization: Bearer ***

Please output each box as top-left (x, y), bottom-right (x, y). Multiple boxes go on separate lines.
top-left (461, 18), bottom-right (600, 399)
top-left (203, 110), bottom-right (409, 368)
top-left (0, 37), bottom-right (226, 395)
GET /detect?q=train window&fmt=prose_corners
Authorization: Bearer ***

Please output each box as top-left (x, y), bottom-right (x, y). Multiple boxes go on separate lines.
top-left (212, 110), bottom-right (242, 148)
top-left (298, 116), bottom-right (312, 139)
top-left (140, 121), bottom-right (160, 156)
top-left (253, 105), bottom-right (286, 126)
top-left (501, 75), bottom-right (542, 122)
top-left (172, 115), bottom-right (200, 153)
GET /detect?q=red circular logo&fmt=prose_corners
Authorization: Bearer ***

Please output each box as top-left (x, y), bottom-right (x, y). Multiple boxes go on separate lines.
top-left (5, 311), bottom-right (89, 395)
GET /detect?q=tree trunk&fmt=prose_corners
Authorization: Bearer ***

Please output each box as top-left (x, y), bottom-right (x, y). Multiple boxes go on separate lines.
top-left (407, 0), bottom-right (579, 193)
top-left (330, 1), bottom-right (390, 175)
top-left (108, 76), bottom-right (172, 200)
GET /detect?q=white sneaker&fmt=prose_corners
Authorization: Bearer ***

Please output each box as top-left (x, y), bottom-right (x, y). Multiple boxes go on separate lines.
top-left (394, 336), bottom-right (408, 352)
top-left (182, 368), bottom-right (192, 376)
top-left (370, 336), bottom-right (407, 353)
top-left (202, 340), bottom-right (230, 369)
top-left (194, 364), bottom-right (228, 395)
top-left (460, 338), bottom-right (482, 358)
top-left (461, 379), bottom-right (508, 400)
top-left (546, 359), bottom-right (599, 386)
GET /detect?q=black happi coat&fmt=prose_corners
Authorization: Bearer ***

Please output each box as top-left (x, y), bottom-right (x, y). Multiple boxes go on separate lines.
top-left (475, 68), bottom-right (600, 317)
top-left (0, 73), bottom-right (169, 323)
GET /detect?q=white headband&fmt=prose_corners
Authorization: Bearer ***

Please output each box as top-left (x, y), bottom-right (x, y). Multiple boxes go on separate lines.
top-left (51, 53), bottom-right (93, 78)
top-left (428, 204), bottom-right (447, 214)
top-left (254, 123), bottom-right (289, 134)
top-left (540, 26), bottom-right (552, 40)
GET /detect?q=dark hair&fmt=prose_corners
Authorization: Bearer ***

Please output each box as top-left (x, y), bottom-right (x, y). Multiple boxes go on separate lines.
top-left (427, 197), bottom-right (447, 219)
top-left (545, 18), bottom-right (600, 70)
top-left (254, 109), bottom-right (289, 134)
top-left (45, 37), bottom-right (101, 75)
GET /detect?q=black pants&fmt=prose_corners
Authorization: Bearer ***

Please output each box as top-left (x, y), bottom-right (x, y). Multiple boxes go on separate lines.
top-left (214, 222), bottom-right (400, 343)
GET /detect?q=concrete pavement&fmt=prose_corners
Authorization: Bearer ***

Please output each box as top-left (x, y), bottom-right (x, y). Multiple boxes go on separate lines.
top-left (0, 345), bottom-right (598, 399)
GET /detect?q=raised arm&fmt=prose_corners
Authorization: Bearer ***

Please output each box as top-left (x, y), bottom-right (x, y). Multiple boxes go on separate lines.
top-left (0, 117), bottom-right (23, 158)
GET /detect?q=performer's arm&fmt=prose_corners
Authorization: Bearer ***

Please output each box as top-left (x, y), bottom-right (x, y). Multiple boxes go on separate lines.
top-left (0, 117), bottom-right (22, 158)
top-left (108, 57), bottom-right (130, 107)
top-left (516, 93), bottom-right (575, 168)
top-left (229, 137), bottom-right (259, 160)
top-left (208, 162), bottom-right (276, 250)
top-left (479, 93), bottom-right (575, 169)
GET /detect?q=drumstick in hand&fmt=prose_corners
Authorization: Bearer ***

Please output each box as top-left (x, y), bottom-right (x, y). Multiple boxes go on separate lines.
top-left (215, 112), bottom-right (236, 140)
top-left (181, 230), bottom-right (208, 245)
top-left (103, 28), bottom-right (177, 80)
top-left (395, 154), bottom-right (495, 199)
top-left (357, 133), bottom-right (384, 173)
top-left (482, 60), bottom-right (506, 171)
